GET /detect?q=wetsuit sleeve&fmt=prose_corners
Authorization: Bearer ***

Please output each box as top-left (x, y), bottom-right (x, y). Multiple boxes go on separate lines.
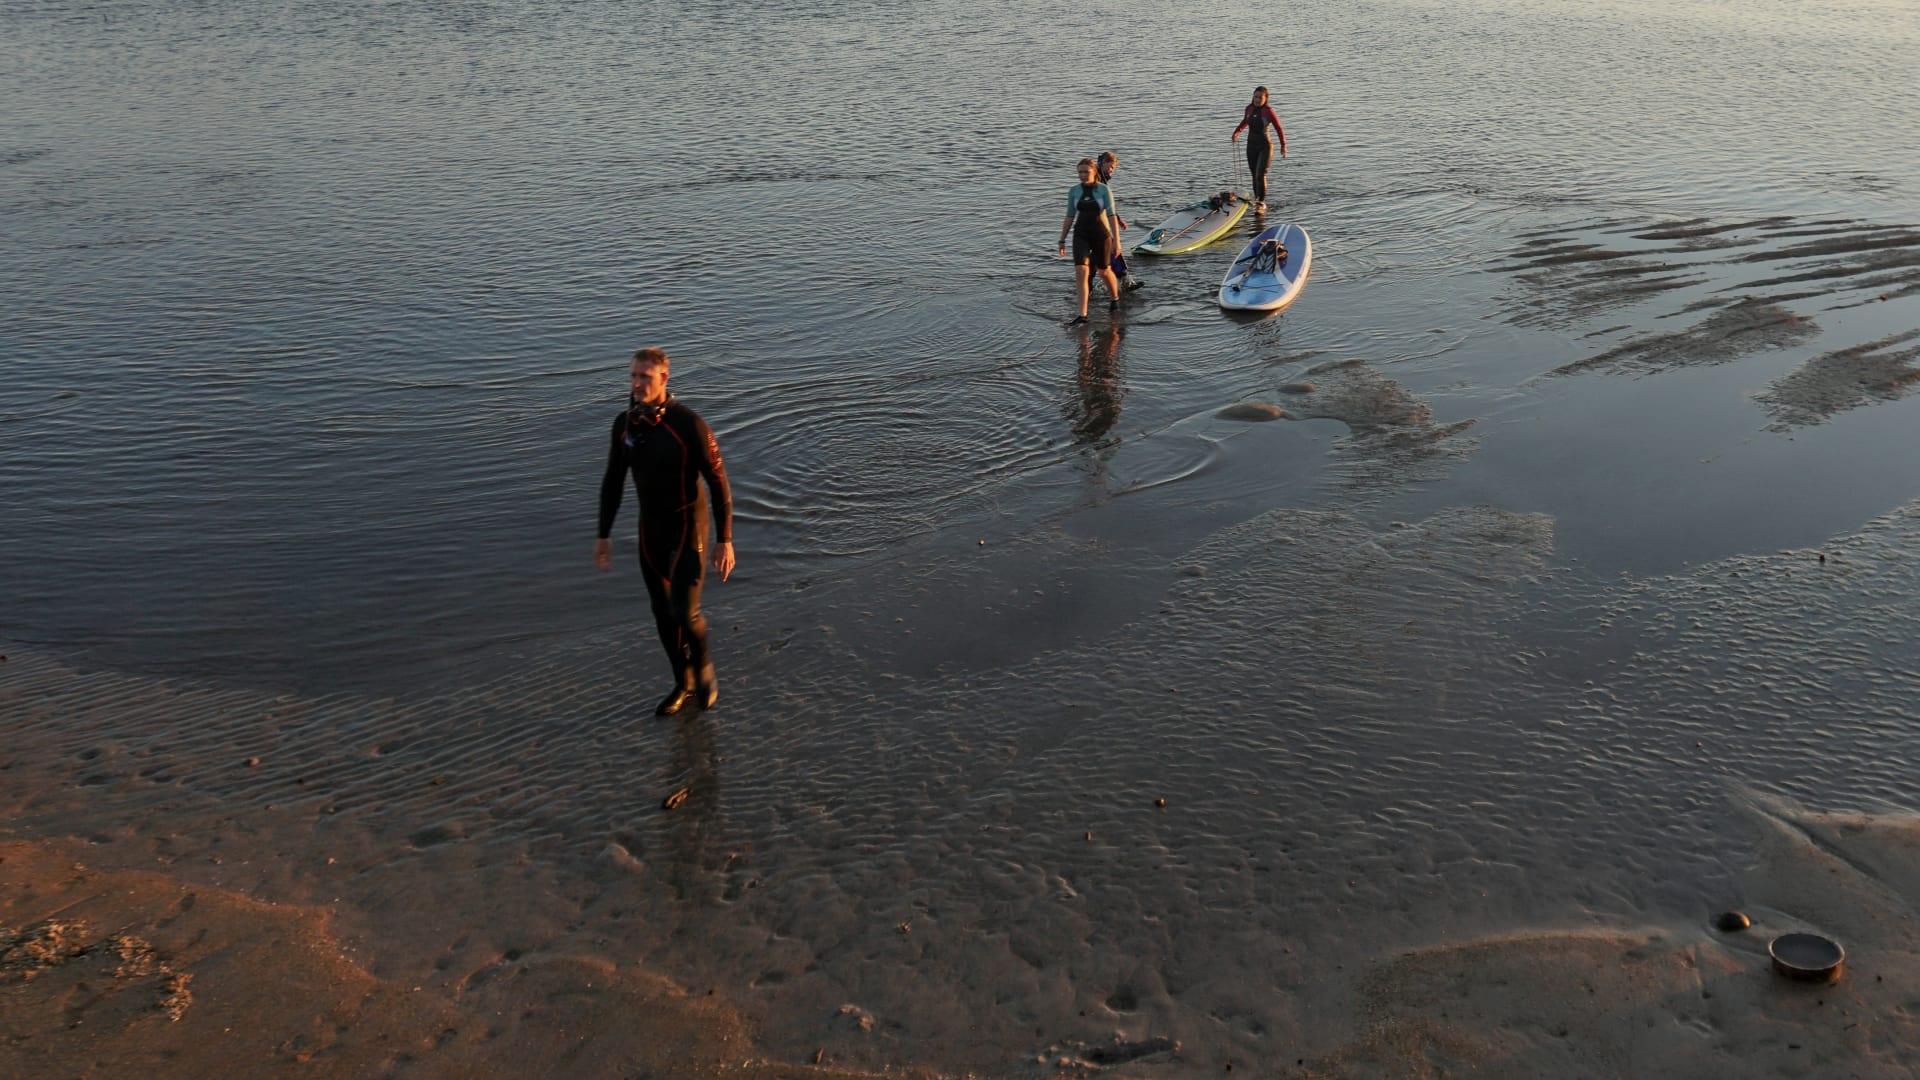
top-left (597, 414), bottom-right (627, 539)
top-left (690, 413), bottom-right (733, 544)
top-left (1267, 107), bottom-right (1286, 153)
top-left (1231, 106), bottom-right (1251, 136)
top-left (1096, 184), bottom-right (1114, 213)
top-left (1066, 184), bottom-right (1081, 217)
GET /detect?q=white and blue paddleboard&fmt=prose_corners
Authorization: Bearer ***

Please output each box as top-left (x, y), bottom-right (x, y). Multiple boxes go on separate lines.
top-left (1218, 223), bottom-right (1311, 312)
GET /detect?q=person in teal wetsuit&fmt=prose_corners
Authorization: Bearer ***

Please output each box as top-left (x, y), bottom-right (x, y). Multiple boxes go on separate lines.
top-left (1056, 158), bottom-right (1123, 325)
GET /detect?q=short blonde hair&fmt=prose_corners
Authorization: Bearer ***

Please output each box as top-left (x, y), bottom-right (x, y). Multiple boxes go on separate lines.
top-left (633, 346), bottom-right (669, 367)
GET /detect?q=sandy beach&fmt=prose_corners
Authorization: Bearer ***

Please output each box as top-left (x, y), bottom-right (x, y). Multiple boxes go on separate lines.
top-left (8, 694), bottom-right (1920, 1076)
top-left (8, 494), bottom-right (1920, 1074)
top-left (0, 834), bottom-right (911, 1078)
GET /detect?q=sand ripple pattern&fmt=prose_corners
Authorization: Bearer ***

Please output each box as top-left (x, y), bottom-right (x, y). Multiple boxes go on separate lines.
top-left (8, 497), bottom-right (1920, 1071)
top-left (1756, 329), bottom-right (1920, 432)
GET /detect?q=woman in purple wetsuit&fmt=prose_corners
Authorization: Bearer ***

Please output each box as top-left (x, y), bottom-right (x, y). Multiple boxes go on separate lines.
top-left (1230, 85), bottom-right (1288, 212)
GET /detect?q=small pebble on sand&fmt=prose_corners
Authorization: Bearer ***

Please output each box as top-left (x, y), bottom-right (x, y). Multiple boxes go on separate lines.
top-left (1154, 797), bottom-right (1167, 808)
top-left (837, 1003), bottom-right (875, 1032)
top-left (1713, 910), bottom-right (1751, 932)
top-left (1278, 382), bottom-right (1315, 394)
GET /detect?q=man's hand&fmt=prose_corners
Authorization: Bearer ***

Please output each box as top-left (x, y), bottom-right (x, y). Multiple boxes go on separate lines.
top-left (593, 537), bottom-right (612, 571)
top-left (711, 541), bottom-right (736, 582)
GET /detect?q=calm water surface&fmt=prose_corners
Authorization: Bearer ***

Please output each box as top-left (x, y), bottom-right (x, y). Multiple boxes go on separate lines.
top-left (6, 0), bottom-right (1916, 686)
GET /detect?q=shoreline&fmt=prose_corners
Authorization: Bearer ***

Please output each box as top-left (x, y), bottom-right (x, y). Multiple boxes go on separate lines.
top-left (6, 498), bottom-right (1920, 1075)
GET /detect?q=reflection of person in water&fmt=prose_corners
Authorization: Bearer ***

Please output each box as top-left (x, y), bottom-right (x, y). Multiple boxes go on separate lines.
top-left (1067, 321), bottom-right (1126, 448)
top-left (660, 718), bottom-right (724, 904)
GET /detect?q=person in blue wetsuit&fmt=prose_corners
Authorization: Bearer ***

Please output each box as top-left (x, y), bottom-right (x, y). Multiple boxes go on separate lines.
top-left (1230, 85), bottom-right (1288, 212)
top-left (1056, 157), bottom-right (1123, 325)
top-left (1095, 151), bottom-right (1144, 292)
top-left (595, 347), bottom-right (735, 717)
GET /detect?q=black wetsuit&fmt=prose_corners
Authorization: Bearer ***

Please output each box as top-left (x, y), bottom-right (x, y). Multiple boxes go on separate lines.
top-left (1070, 183), bottom-right (1112, 267)
top-left (1247, 137), bottom-right (1272, 204)
top-left (598, 397), bottom-right (732, 687)
top-left (1234, 103), bottom-right (1287, 205)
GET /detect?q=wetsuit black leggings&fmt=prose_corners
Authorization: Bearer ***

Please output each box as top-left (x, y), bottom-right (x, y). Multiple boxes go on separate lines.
top-left (1247, 138), bottom-right (1273, 203)
top-left (640, 516), bottom-right (709, 686)
top-left (598, 399), bottom-right (733, 688)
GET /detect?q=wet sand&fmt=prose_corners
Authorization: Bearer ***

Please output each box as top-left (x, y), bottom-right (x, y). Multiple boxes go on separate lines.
top-left (0, 836), bottom-right (919, 1078)
top-left (1757, 330), bottom-right (1920, 431)
top-left (8, 800), bottom-right (1920, 1079)
top-left (8, 494), bottom-right (1920, 1074)
top-left (1309, 795), bottom-right (1920, 1078)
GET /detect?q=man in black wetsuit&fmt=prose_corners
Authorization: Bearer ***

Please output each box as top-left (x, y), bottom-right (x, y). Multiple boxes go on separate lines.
top-left (594, 347), bottom-right (735, 716)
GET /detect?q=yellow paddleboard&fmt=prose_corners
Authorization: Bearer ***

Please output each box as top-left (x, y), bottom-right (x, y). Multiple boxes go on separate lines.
top-left (1133, 193), bottom-right (1249, 256)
